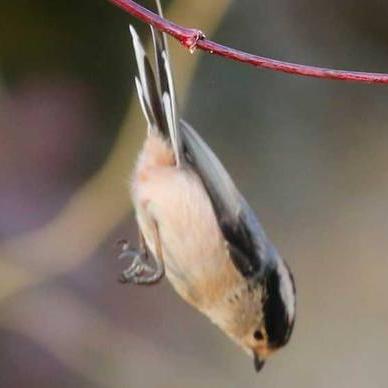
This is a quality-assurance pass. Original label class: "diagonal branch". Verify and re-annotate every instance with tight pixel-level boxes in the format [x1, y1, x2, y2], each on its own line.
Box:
[108, 0, 388, 85]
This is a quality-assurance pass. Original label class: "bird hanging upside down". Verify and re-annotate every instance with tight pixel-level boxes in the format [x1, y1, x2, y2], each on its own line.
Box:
[119, 0, 296, 372]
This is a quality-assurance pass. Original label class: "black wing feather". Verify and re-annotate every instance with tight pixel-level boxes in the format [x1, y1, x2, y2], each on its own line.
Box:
[180, 120, 278, 282]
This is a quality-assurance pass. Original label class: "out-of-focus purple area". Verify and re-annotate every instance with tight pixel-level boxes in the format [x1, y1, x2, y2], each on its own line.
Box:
[0, 76, 96, 236]
[1, 0, 388, 387]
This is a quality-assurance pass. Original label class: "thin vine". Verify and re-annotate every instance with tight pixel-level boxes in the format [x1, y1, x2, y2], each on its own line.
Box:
[108, 0, 388, 85]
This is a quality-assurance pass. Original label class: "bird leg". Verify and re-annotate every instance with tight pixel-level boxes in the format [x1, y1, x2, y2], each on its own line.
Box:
[119, 223, 165, 285]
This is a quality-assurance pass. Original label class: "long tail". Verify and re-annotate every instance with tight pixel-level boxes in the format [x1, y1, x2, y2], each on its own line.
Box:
[129, 0, 182, 166]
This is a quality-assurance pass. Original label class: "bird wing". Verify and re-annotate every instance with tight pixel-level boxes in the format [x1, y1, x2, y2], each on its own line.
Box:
[180, 119, 276, 281]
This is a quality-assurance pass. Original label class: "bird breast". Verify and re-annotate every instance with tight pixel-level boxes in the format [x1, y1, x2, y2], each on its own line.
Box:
[131, 135, 243, 309]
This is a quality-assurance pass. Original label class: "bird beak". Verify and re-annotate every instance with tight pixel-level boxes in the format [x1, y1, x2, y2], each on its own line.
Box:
[253, 352, 265, 372]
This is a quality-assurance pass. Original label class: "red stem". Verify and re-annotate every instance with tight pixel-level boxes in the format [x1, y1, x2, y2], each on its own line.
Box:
[108, 0, 388, 85]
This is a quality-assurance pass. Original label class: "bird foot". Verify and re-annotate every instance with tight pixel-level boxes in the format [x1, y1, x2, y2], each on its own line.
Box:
[117, 240, 164, 285]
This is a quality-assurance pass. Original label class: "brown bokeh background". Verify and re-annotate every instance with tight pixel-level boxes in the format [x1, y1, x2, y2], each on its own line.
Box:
[1, 0, 388, 387]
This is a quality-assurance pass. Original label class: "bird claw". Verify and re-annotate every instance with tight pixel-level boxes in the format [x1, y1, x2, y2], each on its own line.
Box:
[118, 244, 163, 285]
[118, 248, 139, 261]
[119, 255, 151, 283]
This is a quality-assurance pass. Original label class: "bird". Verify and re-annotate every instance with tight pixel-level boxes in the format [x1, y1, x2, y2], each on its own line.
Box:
[119, 0, 296, 372]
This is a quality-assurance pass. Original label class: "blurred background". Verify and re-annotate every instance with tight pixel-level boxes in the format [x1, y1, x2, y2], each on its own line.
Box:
[1, 0, 388, 387]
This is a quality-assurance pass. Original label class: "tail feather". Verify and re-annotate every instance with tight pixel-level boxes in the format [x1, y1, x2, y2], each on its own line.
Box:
[151, 18, 170, 102]
[129, 0, 182, 166]
[151, 27, 181, 165]
[134, 76, 153, 130]
[129, 25, 165, 134]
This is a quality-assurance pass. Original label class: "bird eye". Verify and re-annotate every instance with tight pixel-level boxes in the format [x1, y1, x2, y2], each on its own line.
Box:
[253, 330, 264, 341]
